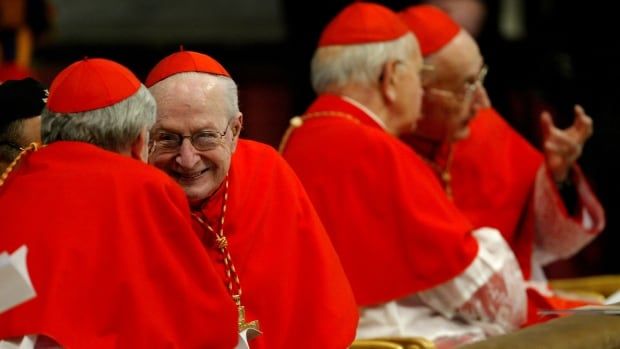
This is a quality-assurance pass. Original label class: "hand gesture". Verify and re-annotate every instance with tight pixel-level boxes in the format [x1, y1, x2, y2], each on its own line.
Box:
[540, 105, 593, 183]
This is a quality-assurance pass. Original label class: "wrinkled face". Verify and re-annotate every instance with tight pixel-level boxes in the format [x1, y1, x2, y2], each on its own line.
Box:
[394, 48, 425, 134]
[417, 31, 488, 142]
[148, 74, 241, 206]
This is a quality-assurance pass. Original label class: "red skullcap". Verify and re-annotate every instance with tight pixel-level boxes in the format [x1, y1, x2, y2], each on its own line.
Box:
[399, 5, 461, 56]
[318, 2, 410, 47]
[145, 50, 230, 87]
[47, 58, 141, 113]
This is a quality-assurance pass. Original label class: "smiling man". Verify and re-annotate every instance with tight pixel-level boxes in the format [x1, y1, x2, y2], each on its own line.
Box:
[146, 50, 358, 349]
[0, 58, 238, 348]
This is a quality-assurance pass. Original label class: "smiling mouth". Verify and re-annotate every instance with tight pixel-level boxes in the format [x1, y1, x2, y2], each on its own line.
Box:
[176, 168, 209, 182]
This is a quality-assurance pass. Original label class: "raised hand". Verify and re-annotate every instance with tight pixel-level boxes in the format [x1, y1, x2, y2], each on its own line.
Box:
[540, 105, 593, 183]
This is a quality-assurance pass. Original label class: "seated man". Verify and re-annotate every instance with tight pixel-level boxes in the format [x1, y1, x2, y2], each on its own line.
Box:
[0, 78, 45, 174]
[0, 58, 238, 348]
[398, 5, 606, 321]
[280, 2, 527, 347]
[145, 49, 358, 349]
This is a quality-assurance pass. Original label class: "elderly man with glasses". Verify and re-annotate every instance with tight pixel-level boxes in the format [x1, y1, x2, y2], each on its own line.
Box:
[0, 58, 241, 348]
[399, 5, 605, 325]
[281, 2, 532, 347]
[145, 49, 358, 349]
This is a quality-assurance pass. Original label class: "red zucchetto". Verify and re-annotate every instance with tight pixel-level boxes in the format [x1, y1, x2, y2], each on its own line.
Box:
[47, 58, 140, 113]
[145, 50, 230, 87]
[399, 5, 461, 56]
[318, 2, 410, 47]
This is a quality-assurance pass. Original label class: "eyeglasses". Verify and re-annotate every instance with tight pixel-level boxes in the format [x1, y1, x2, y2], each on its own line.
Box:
[389, 61, 435, 86]
[151, 119, 234, 153]
[428, 65, 488, 103]
[0, 141, 25, 151]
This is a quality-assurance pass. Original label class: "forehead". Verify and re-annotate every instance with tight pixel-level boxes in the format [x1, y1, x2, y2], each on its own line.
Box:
[430, 31, 483, 84]
[150, 73, 229, 131]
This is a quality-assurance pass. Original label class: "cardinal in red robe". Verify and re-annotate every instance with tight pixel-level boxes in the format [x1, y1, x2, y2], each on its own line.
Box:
[146, 50, 359, 349]
[0, 58, 238, 348]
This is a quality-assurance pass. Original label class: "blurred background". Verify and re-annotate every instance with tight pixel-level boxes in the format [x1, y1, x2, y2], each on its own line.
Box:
[2, 0, 618, 278]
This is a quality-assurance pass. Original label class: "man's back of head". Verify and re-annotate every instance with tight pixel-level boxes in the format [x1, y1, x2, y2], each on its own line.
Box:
[0, 57, 240, 349]
[42, 58, 155, 161]
[310, 2, 424, 135]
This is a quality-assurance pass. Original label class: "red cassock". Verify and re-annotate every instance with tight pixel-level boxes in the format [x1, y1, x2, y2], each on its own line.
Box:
[450, 108, 543, 279]
[447, 108, 605, 324]
[192, 139, 358, 349]
[0, 141, 238, 348]
[281, 94, 479, 306]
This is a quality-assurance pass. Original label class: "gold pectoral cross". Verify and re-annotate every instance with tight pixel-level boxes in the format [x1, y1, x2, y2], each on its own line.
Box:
[234, 295, 261, 341]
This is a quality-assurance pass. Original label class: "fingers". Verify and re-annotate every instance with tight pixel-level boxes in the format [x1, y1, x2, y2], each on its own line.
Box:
[542, 105, 592, 181]
[540, 110, 555, 141]
[544, 126, 583, 162]
[573, 104, 594, 140]
[544, 138, 582, 160]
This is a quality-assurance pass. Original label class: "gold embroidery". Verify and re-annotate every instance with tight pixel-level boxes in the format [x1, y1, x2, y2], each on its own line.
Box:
[278, 111, 360, 153]
[0, 142, 42, 187]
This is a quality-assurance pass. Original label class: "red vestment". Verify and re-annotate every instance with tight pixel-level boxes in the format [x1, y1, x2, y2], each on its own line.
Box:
[193, 139, 358, 349]
[406, 108, 605, 279]
[451, 108, 544, 278]
[281, 94, 479, 306]
[0, 141, 238, 348]
[404, 108, 606, 324]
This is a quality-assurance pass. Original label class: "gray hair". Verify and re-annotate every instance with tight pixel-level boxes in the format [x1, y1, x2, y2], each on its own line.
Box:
[42, 84, 156, 152]
[311, 33, 417, 94]
[217, 75, 241, 119]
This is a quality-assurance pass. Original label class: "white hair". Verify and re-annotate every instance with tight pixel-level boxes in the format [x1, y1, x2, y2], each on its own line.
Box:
[42, 84, 156, 152]
[311, 33, 417, 94]
[148, 72, 240, 120]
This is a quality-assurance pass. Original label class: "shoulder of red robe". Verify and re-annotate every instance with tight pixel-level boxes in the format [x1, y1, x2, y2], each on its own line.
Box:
[318, 2, 410, 47]
[399, 4, 461, 57]
[47, 58, 141, 114]
[145, 49, 230, 87]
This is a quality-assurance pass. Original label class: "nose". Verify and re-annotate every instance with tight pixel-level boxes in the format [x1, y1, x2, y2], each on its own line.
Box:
[471, 84, 490, 110]
[175, 138, 201, 169]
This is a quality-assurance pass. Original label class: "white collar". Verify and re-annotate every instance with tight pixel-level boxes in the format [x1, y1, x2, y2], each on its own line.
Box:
[340, 95, 388, 131]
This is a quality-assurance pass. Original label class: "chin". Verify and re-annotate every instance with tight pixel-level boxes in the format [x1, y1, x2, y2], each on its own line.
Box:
[451, 126, 471, 142]
[183, 184, 212, 205]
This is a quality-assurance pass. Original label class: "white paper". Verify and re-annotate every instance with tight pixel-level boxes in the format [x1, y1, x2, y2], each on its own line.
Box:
[538, 304, 620, 316]
[0, 335, 37, 349]
[605, 289, 620, 305]
[0, 245, 36, 313]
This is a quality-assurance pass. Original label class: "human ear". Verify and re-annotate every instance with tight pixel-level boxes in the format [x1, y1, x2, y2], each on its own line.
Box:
[230, 113, 243, 153]
[130, 127, 149, 162]
[380, 60, 400, 103]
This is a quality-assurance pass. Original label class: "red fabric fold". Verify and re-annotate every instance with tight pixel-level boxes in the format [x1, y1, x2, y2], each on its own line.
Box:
[449, 108, 544, 278]
[194, 139, 358, 349]
[282, 94, 479, 306]
[0, 142, 238, 348]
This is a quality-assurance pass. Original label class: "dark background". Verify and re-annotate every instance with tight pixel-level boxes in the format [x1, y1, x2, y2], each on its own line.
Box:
[4, 0, 618, 277]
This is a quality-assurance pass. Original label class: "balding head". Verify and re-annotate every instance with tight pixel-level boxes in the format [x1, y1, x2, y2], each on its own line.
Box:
[148, 72, 242, 206]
